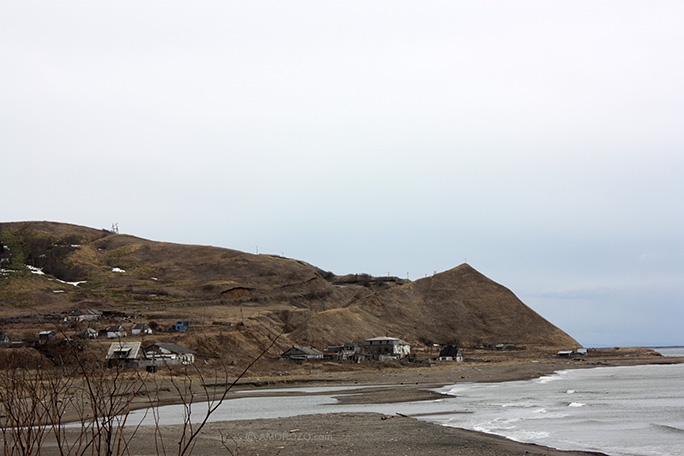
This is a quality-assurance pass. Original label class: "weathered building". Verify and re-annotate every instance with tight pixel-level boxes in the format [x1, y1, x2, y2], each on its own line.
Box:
[143, 343, 196, 366]
[364, 336, 411, 360]
[326, 342, 364, 361]
[438, 344, 463, 362]
[106, 341, 142, 368]
[281, 346, 324, 361]
[66, 309, 102, 322]
[100, 325, 127, 339]
[38, 330, 57, 343]
[131, 323, 152, 335]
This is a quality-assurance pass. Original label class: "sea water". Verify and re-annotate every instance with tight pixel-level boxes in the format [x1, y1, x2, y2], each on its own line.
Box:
[433, 363, 684, 456]
[126, 362, 684, 456]
[656, 346, 684, 357]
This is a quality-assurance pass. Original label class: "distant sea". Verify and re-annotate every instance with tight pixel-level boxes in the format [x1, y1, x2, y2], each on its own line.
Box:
[654, 346, 684, 357]
[432, 362, 684, 456]
[126, 350, 684, 456]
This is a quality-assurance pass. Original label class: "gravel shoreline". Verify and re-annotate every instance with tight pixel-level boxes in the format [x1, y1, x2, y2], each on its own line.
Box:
[41, 356, 683, 455]
[124, 412, 608, 456]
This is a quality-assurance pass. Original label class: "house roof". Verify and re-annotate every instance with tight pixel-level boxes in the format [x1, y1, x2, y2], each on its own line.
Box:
[439, 345, 462, 357]
[145, 343, 195, 355]
[72, 308, 101, 315]
[106, 342, 142, 360]
[283, 345, 323, 356]
[104, 325, 125, 332]
[364, 336, 409, 345]
[132, 323, 150, 330]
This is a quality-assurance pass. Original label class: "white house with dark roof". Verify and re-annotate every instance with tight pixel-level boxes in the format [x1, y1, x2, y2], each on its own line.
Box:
[437, 344, 463, 362]
[66, 308, 102, 322]
[131, 323, 152, 335]
[38, 330, 57, 343]
[100, 325, 126, 339]
[143, 343, 196, 365]
[80, 327, 99, 339]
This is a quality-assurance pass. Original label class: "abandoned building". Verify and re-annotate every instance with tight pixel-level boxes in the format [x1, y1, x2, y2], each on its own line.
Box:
[363, 336, 411, 360]
[325, 342, 364, 361]
[281, 345, 324, 361]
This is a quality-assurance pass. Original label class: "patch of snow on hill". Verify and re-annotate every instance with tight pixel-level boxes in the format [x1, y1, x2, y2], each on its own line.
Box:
[26, 265, 45, 275]
[49, 277, 87, 286]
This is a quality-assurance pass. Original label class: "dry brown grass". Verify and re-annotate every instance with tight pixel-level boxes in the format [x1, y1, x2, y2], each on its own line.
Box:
[2, 222, 580, 370]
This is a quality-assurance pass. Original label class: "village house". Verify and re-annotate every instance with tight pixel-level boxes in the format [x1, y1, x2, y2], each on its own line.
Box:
[142, 343, 196, 366]
[102, 310, 126, 319]
[0, 333, 11, 347]
[131, 323, 152, 335]
[281, 346, 324, 361]
[557, 348, 588, 358]
[65, 308, 101, 322]
[438, 345, 463, 362]
[79, 327, 99, 339]
[106, 341, 142, 368]
[38, 330, 57, 343]
[100, 325, 126, 339]
[363, 336, 411, 360]
[325, 342, 364, 361]
[174, 320, 189, 331]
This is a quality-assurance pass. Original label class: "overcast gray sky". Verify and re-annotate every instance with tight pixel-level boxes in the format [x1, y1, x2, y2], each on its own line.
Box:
[2, 1, 682, 347]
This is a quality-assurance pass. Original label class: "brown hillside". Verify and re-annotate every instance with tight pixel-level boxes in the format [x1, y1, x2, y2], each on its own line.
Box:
[291, 264, 580, 349]
[1, 221, 579, 361]
[0, 221, 367, 312]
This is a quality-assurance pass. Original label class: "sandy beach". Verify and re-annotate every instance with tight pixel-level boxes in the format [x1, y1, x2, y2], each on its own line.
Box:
[120, 412, 608, 456]
[36, 355, 682, 456]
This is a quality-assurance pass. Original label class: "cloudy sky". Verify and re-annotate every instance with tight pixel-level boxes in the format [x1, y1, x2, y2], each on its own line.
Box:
[2, 1, 682, 347]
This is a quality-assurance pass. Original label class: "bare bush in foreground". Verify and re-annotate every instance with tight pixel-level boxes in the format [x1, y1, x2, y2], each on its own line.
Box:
[0, 333, 281, 455]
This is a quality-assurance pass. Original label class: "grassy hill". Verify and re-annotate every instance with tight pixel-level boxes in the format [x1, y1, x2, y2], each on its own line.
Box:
[0, 221, 580, 361]
[290, 264, 578, 348]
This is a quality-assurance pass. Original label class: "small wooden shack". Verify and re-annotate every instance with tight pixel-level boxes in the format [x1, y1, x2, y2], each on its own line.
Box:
[281, 346, 324, 361]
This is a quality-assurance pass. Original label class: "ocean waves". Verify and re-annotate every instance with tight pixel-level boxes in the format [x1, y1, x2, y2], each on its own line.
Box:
[432, 364, 684, 456]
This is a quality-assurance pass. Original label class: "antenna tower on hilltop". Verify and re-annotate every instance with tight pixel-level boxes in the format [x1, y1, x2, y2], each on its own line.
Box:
[111, 223, 119, 234]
